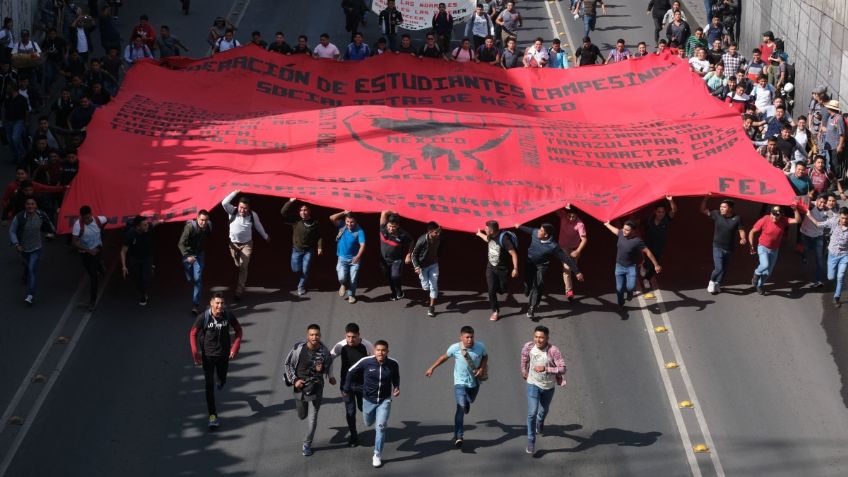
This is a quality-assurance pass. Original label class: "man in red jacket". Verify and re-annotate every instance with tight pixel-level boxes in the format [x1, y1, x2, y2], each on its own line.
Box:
[189, 292, 243, 429]
[2, 167, 65, 219]
[129, 14, 156, 50]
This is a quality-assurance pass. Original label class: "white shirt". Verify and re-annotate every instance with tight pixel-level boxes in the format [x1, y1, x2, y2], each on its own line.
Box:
[221, 191, 268, 243]
[793, 129, 809, 163]
[527, 346, 555, 390]
[330, 339, 375, 358]
[524, 46, 549, 67]
[216, 38, 240, 52]
[76, 27, 89, 53]
[801, 206, 830, 238]
[471, 14, 491, 38]
[688, 57, 710, 74]
[72, 216, 108, 249]
[12, 40, 41, 55]
[751, 84, 774, 111]
[313, 43, 340, 59]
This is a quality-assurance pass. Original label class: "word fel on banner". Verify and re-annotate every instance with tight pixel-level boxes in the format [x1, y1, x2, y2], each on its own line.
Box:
[56, 46, 795, 234]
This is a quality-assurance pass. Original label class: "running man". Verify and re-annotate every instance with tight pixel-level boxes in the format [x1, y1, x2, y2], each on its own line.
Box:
[515, 222, 583, 318]
[330, 323, 374, 447]
[283, 324, 336, 456]
[556, 206, 588, 301]
[71, 205, 107, 311]
[178, 209, 212, 315]
[602, 220, 662, 310]
[641, 196, 677, 290]
[748, 204, 801, 295]
[120, 215, 156, 306]
[412, 221, 442, 317]
[221, 190, 270, 302]
[805, 206, 848, 307]
[475, 220, 518, 321]
[700, 195, 746, 295]
[379, 210, 413, 300]
[425, 326, 488, 448]
[281, 198, 323, 296]
[520, 325, 566, 455]
[189, 292, 243, 430]
[330, 210, 366, 303]
[344, 340, 400, 468]
[9, 197, 55, 305]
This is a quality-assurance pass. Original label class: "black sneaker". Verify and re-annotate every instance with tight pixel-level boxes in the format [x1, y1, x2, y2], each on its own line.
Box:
[390, 294, 399, 301]
[139, 295, 149, 306]
[191, 306, 200, 315]
[428, 306, 436, 317]
[536, 420, 544, 436]
[454, 437, 463, 448]
[626, 291, 633, 301]
[464, 401, 471, 415]
[526, 307, 535, 318]
[756, 286, 765, 295]
[348, 433, 360, 447]
[233, 294, 242, 304]
[752, 273, 759, 287]
[834, 297, 842, 308]
[397, 291, 405, 299]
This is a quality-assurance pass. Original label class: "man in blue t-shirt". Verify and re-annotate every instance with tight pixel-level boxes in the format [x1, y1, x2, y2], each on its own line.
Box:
[330, 210, 366, 303]
[425, 326, 488, 448]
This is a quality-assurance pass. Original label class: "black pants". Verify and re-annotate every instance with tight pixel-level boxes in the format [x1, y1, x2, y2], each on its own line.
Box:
[202, 355, 229, 416]
[524, 262, 548, 309]
[652, 15, 664, 43]
[644, 247, 664, 281]
[341, 385, 363, 436]
[381, 258, 404, 297]
[80, 251, 102, 305]
[129, 257, 153, 300]
[486, 263, 509, 312]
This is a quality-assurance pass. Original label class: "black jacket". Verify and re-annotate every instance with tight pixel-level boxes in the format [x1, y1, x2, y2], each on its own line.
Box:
[344, 356, 400, 404]
[411, 233, 441, 268]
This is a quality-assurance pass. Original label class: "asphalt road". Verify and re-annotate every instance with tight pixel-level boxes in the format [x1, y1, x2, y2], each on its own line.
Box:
[1, 1, 847, 476]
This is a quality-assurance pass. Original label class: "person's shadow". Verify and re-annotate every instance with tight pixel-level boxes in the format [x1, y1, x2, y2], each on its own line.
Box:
[536, 424, 662, 456]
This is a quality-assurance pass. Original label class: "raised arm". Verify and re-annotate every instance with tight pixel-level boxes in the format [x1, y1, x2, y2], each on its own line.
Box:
[603, 221, 620, 235]
[329, 209, 349, 227]
[221, 189, 238, 214]
[699, 194, 711, 216]
[380, 210, 392, 226]
[666, 195, 678, 218]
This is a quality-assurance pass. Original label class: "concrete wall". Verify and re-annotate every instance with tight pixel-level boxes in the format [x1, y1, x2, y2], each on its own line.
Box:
[0, 0, 36, 36]
[740, 0, 848, 113]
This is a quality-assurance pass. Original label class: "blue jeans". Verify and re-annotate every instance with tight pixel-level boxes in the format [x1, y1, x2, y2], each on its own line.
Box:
[614, 263, 637, 305]
[710, 246, 733, 284]
[527, 383, 555, 442]
[336, 257, 360, 296]
[827, 254, 848, 299]
[363, 399, 392, 455]
[290, 247, 314, 289]
[705, 0, 713, 22]
[4, 119, 26, 164]
[20, 248, 42, 296]
[182, 254, 205, 306]
[754, 245, 779, 287]
[582, 14, 597, 37]
[802, 235, 825, 282]
[418, 263, 439, 299]
[453, 384, 479, 438]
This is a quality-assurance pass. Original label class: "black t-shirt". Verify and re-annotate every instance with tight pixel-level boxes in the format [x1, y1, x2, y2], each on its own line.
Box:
[339, 343, 368, 386]
[291, 44, 311, 55]
[488, 232, 516, 267]
[295, 345, 326, 397]
[380, 225, 411, 261]
[43, 37, 67, 63]
[124, 226, 153, 260]
[616, 230, 646, 266]
[775, 136, 798, 159]
[643, 215, 671, 252]
[477, 46, 499, 63]
[193, 311, 239, 358]
[268, 42, 292, 54]
[419, 45, 443, 58]
[575, 44, 601, 65]
[396, 45, 417, 55]
[710, 209, 741, 250]
[60, 159, 79, 185]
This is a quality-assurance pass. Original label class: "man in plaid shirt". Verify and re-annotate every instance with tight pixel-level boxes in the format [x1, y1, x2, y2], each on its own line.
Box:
[520, 325, 566, 455]
[721, 42, 747, 79]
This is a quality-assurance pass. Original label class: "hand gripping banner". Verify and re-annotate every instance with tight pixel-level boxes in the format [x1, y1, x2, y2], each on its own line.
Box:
[58, 45, 795, 233]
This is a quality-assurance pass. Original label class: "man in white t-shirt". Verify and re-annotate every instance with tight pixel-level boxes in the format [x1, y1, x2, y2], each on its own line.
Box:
[214, 28, 240, 53]
[688, 47, 710, 77]
[71, 205, 108, 310]
[523, 37, 548, 67]
[313, 33, 340, 60]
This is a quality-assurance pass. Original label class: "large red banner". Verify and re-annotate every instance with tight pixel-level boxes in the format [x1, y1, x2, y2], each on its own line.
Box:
[58, 45, 794, 233]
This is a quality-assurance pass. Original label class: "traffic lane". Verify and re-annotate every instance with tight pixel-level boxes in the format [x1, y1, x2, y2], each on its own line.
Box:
[666, 285, 848, 476]
[564, 1, 660, 53]
[5, 239, 691, 476]
[0, 238, 92, 415]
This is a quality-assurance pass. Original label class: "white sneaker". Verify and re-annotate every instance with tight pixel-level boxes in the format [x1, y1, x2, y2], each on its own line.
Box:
[24, 294, 33, 305]
[372, 453, 382, 467]
[706, 281, 715, 294]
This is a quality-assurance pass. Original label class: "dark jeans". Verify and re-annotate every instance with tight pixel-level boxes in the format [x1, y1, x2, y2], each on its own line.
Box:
[802, 234, 825, 282]
[652, 15, 664, 43]
[710, 246, 732, 284]
[454, 384, 479, 438]
[341, 385, 363, 436]
[380, 257, 404, 297]
[524, 262, 548, 309]
[20, 248, 42, 296]
[202, 355, 229, 416]
[80, 250, 102, 305]
[128, 257, 153, 300]
[486, 263, 509, 312]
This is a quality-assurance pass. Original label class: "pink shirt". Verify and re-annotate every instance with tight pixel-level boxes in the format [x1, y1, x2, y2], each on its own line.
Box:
[556, 210, 586, 250]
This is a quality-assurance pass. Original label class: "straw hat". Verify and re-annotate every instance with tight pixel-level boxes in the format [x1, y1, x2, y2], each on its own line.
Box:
[824, 99, 841, 111]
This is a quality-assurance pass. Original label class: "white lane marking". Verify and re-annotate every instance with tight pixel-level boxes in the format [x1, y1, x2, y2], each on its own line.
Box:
[0, 279, 85, 435]
[640, 302, 703, 477]
[653, 289, 726, 477]
[0, 265, 117, 477]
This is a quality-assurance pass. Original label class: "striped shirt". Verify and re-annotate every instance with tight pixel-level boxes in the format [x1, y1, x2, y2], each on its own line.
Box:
[825, 216, 848, 256]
